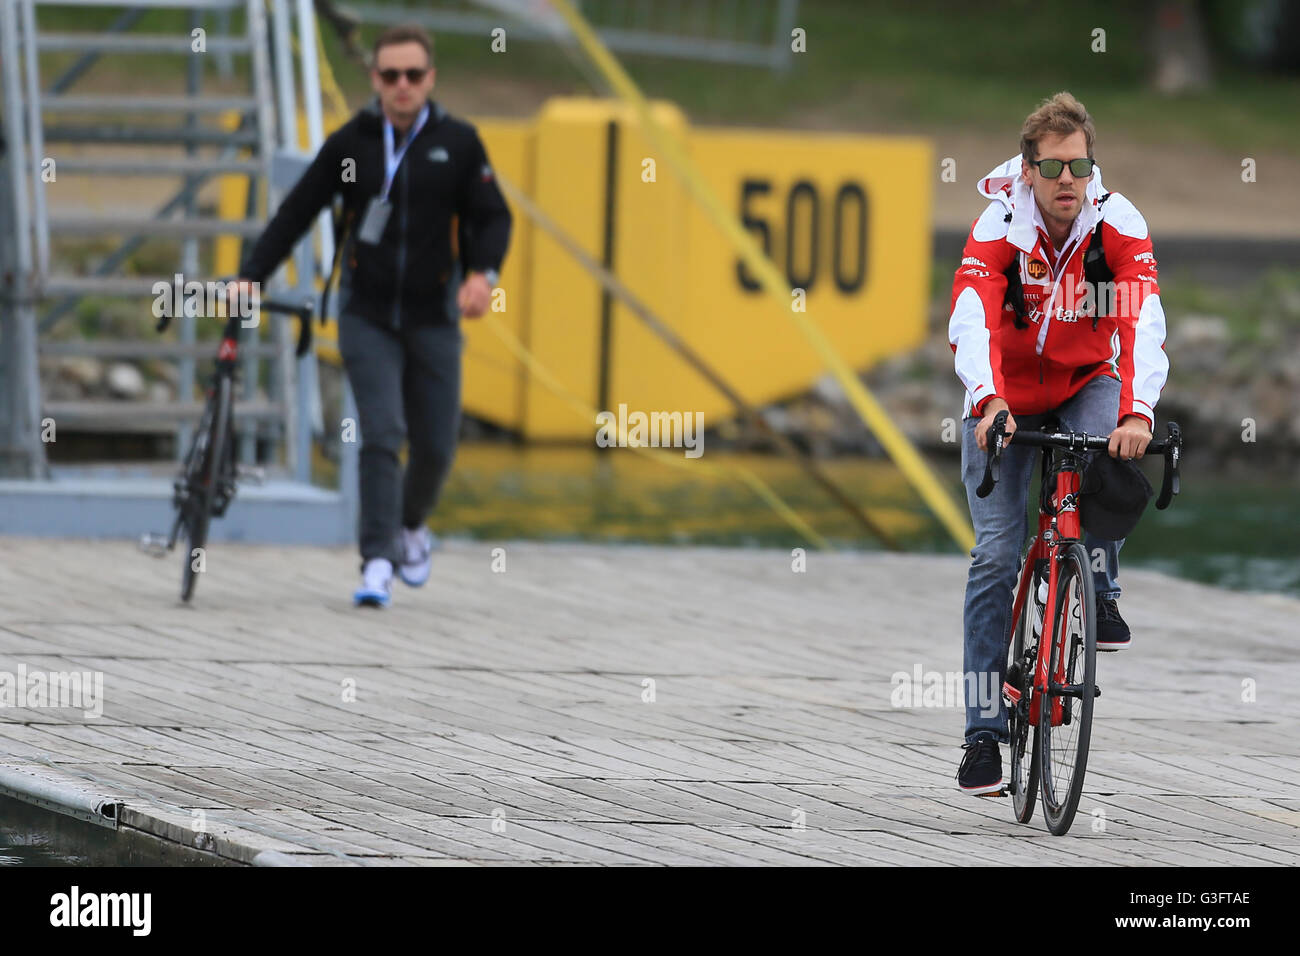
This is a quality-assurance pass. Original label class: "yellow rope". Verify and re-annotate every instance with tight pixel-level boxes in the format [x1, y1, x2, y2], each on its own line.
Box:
[312, 14, 351, 122]
[269, 0, 352, 135]
[481, 313, 834, 551]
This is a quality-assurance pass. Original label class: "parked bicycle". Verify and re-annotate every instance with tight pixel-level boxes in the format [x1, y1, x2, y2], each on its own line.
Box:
[140, 285, 316, 602]
[977, 409, 1182, 834]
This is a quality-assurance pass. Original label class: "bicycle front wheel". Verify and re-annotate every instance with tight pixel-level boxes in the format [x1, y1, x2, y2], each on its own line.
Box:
[1039, 541, 1097, 835]
[1008, 558, 1041, 825]
[180, 375, 231, 602]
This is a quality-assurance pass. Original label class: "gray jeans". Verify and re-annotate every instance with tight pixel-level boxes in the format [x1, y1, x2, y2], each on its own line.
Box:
[958, 373, 1124, 744]
[338, 308, 462, 567]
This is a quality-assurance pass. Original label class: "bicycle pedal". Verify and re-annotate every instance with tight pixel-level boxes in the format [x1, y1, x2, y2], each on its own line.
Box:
[976, 787, 1009, 799]
[138, 532, 170, 558]
[236, 464, 267, 485]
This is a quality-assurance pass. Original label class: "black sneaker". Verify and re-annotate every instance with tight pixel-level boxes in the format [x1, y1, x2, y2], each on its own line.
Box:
[956, 734, 1003, 796]
[1096, 597, 1131, 652]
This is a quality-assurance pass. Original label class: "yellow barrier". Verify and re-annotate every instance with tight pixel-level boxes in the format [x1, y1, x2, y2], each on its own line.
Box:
[546, 0, 974, 554]
[461, 100, 933, 446]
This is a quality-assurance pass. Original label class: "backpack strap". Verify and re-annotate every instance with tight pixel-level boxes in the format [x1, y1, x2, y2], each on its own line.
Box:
[319, 200, 353, 328]
[1000, 211, 1029, 330]
[1082, 192, 1113, 331]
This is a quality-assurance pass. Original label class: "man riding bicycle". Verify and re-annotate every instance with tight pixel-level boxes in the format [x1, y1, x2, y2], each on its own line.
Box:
[947, 92, 1169, 794]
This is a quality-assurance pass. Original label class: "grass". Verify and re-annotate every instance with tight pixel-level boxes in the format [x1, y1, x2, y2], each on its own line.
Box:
[1157, 267, 1300, 345]
[28, 1, 1300, 154]
[35, 2, 1300, 364]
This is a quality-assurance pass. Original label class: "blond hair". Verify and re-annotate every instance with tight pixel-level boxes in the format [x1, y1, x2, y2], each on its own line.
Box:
[1020, 92, 1096, 163]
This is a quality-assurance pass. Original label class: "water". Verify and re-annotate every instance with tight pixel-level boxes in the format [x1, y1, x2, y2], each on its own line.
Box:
[433, 444, 1300, 597]
[0, 798, 92, 866]
[0, 795, 235, 866]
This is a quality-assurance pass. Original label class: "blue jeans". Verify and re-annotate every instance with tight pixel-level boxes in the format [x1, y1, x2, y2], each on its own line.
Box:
[959, 374, 1124, 744]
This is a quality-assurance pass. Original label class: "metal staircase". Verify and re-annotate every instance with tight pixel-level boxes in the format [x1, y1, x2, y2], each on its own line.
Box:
[0, 0, 357, 544]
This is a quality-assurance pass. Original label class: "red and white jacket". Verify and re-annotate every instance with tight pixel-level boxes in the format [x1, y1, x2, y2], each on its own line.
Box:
[947, 156, 1169, 429]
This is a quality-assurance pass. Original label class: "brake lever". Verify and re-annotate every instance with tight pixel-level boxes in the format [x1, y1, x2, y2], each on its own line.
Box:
[258, 294, 316, 359]
[975, 410, 1009, 499]
[295, 308, 313, 358]
[1155, 421, 1181, 509]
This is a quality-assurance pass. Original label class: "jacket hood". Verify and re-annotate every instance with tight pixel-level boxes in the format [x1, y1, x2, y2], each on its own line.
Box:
[977, 154, 1107, 252]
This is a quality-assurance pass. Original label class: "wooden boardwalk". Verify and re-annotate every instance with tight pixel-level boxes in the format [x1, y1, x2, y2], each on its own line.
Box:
[1, 537, 1297, 865]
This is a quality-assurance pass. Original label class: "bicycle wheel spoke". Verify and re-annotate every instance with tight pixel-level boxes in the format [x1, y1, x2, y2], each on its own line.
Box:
[1039, 542, 1096, 835]
[1008, 559, 1041, 823]
[179, 374, 232, 602]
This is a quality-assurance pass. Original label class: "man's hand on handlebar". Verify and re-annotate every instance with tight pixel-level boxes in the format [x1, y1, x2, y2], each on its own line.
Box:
[975, 397, 1016, 452]
[1108, 415, 1152, 461]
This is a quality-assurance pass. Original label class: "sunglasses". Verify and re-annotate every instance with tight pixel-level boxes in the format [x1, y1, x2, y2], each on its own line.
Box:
[377, 67, 429, 85]
[1031, 157, 1094, 179]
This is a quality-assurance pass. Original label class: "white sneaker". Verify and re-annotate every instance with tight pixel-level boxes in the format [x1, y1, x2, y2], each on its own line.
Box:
[398, 526, 435, 587]
[354, 558, 393, 607]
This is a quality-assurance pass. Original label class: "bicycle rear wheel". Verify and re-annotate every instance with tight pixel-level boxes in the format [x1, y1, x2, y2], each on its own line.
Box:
[1039, 541, 1097, 835]
[1007, 558, 1042, 824]
[180, 375, 231, 602]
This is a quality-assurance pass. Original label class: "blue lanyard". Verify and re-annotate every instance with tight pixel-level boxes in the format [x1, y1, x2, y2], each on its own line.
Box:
[382, 103, 430, 200]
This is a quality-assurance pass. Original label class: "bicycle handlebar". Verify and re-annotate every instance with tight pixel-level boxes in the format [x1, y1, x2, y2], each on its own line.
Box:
[976, 410, 1182, 510]
[262, 295, 317, 358]
[154, 283, 317, 358]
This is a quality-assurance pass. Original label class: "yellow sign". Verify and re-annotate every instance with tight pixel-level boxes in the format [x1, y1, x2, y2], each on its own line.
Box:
[469, 99, 933, 439]
[679, 129, 932, 406]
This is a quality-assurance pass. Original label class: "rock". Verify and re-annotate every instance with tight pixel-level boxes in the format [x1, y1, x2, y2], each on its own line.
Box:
[1166, 314, 1229, 352]
[811, 373, 845, 407]
[56, 356, 103, 390]
[759, 405, 792, 434]
[45, 377, 84, 402]
[1273, 352, 1300, 388]
[105, 362, 146, 399]
[146, 359, 179, 386]
[1278, 287, 1300, 321]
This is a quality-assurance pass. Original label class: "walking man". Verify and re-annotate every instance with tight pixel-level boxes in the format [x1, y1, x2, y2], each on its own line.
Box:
[947, 92, 1169, 793]
[235, 24, 511, 606]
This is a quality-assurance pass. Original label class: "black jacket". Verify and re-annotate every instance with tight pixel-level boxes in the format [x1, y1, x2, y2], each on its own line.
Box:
[239, 97, 511, 328]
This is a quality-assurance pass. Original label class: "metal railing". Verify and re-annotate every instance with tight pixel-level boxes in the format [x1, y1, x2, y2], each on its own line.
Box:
[348, 0, 801, 71]
[0, 0, 346, 499]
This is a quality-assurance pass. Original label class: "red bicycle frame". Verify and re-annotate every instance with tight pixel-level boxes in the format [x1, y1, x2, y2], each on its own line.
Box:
[1002, 464, 1084, 728]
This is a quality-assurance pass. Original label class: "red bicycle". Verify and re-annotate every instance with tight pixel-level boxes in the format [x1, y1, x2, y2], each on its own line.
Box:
[977, 410, 1181, 835]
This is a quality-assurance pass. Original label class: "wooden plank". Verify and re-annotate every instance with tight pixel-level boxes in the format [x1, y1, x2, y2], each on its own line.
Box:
[1, 538, 1297, 865]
